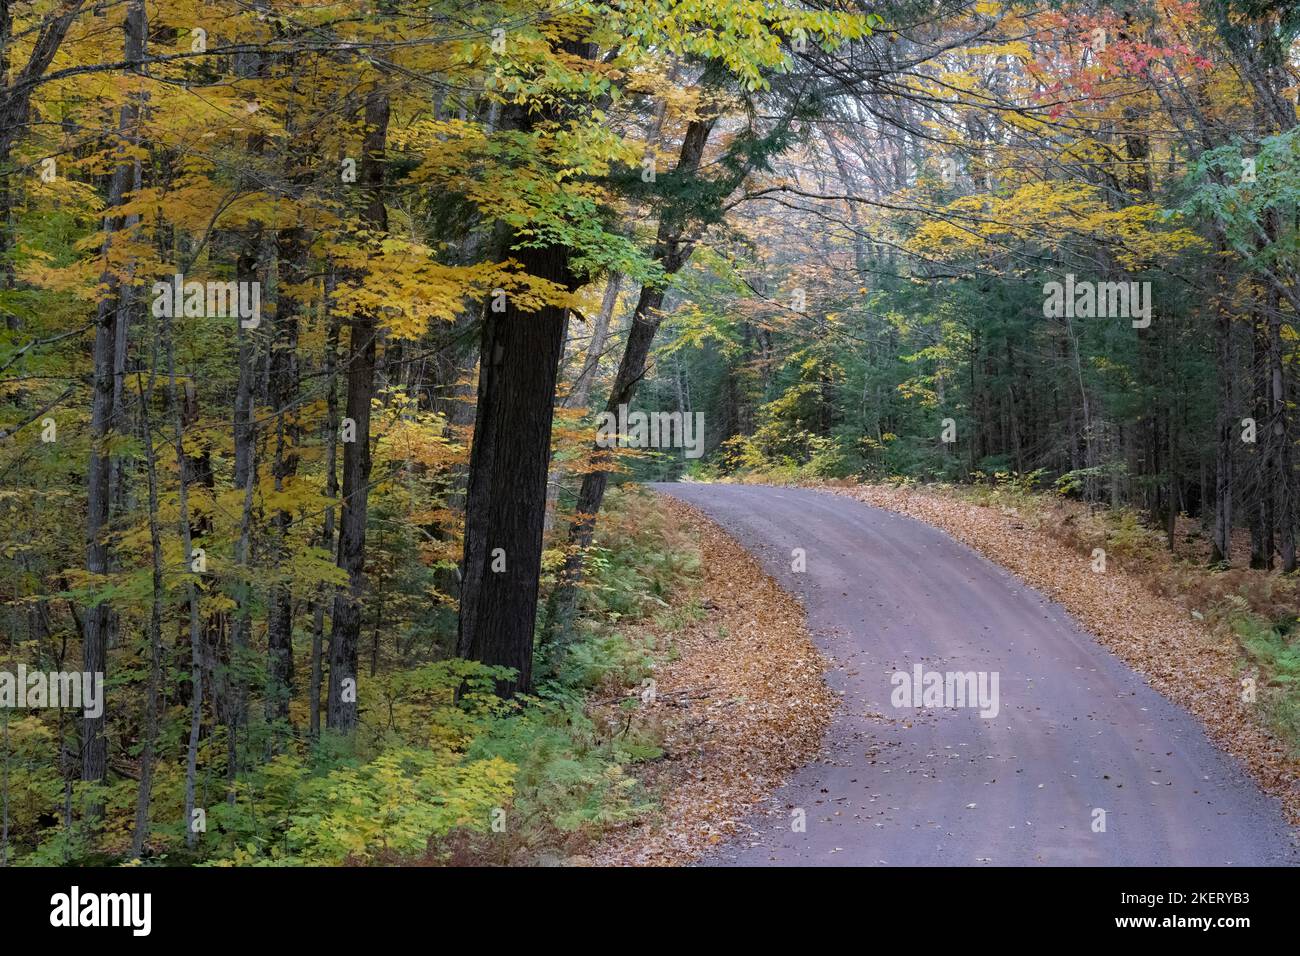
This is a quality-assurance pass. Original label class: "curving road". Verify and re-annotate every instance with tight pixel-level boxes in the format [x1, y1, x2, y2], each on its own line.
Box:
[651, 483, 1298, 867]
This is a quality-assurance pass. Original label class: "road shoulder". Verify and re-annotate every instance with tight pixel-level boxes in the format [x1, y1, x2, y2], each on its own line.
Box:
[588, 494, 835, 865]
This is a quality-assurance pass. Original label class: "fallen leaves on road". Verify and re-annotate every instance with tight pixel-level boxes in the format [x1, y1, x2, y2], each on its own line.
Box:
[588, 495, 835, 866]
[826, 482, 1300, 825]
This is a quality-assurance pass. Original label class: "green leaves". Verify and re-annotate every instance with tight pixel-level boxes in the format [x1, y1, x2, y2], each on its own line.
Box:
[605, 0, 877, 91]
[1181, 128, 1300, 274]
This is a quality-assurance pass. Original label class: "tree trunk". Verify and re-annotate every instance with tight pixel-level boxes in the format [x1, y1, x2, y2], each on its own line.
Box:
[1269, 283, 1295, 570]
[130, 328, 163, 859]
[455, 233, 576, 695]
[542, 272, 624, 533]
[81, 0, 145, 810]
[569, 273, 622, 411]
[1250, 306, 1272, 568]
[265, 224, 306, 733]
[1211, 268, 1235, 566]
[311, 272, 340, 740]
[327, 90, 388, 731]
[163, 302, 204, 851]
[454, 33, 598, 696]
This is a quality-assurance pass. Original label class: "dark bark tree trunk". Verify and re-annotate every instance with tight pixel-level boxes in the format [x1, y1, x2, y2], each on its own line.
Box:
[130, 334, 164, 858]
[311, 271, 340, 739]
[327, 90, 388, 731]
[264, 225, 307, 732]
[163, 298, 204, 852]
[1211, 261, 1235, 566]
[454, 35, 598, 697]
[1250, 305, 1272, 568]
[455, 234, 576, 695]
[1268, 282, 1295, 571]
[81, 0, 145, 809]
[226, 243, 259, 796]
[0, 1, 86, 176]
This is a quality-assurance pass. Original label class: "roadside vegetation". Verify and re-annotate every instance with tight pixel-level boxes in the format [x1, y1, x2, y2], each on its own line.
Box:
[4, 489, 702, 866]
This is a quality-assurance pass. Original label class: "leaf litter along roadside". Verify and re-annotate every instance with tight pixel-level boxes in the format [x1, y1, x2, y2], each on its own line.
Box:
[585, 495, 835, 866]
[812, 480, 1300, 828]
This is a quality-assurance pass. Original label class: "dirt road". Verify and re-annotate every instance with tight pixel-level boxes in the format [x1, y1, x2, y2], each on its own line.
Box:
[652, 483, 1297, 866]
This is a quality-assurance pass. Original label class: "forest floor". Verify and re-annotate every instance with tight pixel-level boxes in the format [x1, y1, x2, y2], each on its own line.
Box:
[647, 482, 1296, 865]
[586, 496, 834, 866]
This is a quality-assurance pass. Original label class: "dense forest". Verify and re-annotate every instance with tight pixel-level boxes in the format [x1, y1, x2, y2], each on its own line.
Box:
[0, 0, 1297, 867]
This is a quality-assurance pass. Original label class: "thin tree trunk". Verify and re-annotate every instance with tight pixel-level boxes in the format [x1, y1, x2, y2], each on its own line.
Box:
[130, 335, 164, 859]
[327, 90, 388, 731]
[546, 115, 719, 640]
[1250, 304, 1271, 568]
[81, 0, 145, 812]
[543, 272, 624, 533]
[1, 709, 8, 865]
[1269, 282, 1295, 570]
[227, 245, 259, 793]
[1211, 267, 1235, 566]
[265, 224, 307, 734]
[569, 273, 622, 411]
[311, 273, 340, 740]
[227, 422, 256, 803]
[0, 1, 87, 178]
[160, 300, 204, 851]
